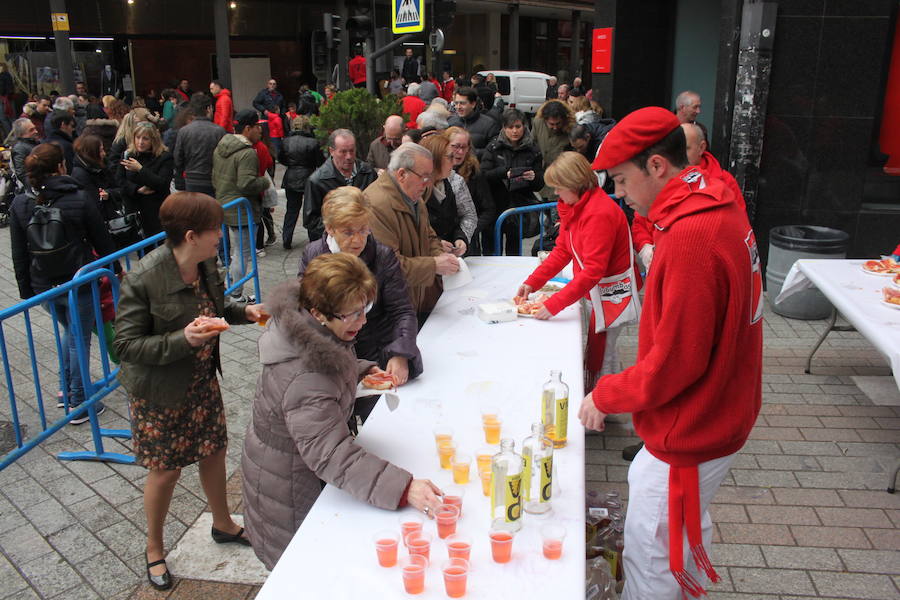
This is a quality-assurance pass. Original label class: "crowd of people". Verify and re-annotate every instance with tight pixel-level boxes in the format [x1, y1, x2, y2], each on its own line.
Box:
[6, 64, 762, 600]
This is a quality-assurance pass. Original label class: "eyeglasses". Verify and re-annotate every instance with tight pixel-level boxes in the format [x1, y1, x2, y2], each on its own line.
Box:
[335, 227, 370, 239]
[332, 301, 374, 323]
[450, 143, 470, 152]
[406, 168, 431, 183]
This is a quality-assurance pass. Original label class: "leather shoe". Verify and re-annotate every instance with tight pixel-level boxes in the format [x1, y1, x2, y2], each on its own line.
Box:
[211, 525, 251, 546]
[622, 441, 644, 462]
[146, 553, 172, 590]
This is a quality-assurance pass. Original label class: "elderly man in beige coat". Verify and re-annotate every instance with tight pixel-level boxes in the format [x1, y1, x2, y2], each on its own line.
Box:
[365, 143, 460, 319]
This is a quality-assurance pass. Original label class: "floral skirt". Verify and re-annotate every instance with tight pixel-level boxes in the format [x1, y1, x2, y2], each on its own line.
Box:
[130, 373, 227, 470]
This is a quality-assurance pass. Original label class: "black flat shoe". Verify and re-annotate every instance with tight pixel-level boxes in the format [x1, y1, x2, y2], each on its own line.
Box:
[211, 525, 251, 546]
[146, 554, 172, 590]
[622, 441, 644, 462]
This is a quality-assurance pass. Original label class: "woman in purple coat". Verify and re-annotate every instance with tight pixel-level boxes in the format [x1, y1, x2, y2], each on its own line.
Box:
[298, 187, 423, 421]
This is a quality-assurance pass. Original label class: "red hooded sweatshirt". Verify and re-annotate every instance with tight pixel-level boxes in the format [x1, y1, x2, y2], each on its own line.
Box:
[592, 166, 763, 467]
[213, 88, 234, 133]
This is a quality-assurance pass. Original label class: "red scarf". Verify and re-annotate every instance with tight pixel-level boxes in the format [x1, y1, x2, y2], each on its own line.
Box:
[668, 465, 720, 598]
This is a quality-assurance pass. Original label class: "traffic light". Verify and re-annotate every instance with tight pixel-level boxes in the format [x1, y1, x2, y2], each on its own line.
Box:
[324, 13, 342, 50]
[434, 0, 456, 30]
[348, 12, 372, 44]
[311, 30, 328, 80]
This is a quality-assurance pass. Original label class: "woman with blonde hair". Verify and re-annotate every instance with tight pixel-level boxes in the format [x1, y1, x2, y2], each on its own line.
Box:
[243, 253, 443, 570]
[116, 121, 173, 236]
[514, 151, 637, 386]
[108, 106, 150, 167]
[446, 125, 494, 254]
[299, 186, 422, 414]
[419, 132, 476, 255]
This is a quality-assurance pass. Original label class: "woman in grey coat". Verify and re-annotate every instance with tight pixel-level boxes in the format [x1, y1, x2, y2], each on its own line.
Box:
[241, 254, 444, 570]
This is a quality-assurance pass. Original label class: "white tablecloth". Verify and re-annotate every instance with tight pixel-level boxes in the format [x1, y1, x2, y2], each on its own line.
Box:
[775, 259, 900, 391]
[256, 256, 586, 600]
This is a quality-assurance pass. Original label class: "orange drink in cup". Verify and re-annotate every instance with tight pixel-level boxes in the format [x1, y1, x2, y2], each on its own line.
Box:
[489, 528, 514, 563]
[400, 554, 428, 594]
[435, 504, 460, 539]
[406, 530, 433, 563]
[479, 470, 491, 496]
[433, 425, 453, 451]
[373, 530, 400, 567]
[451, 453, 471, 485]
[476, 447, 494, 474]
[399, 514, 424, 547]
[442, 558, 470, 598]
[442, 485, 464, 517]
[256, 307, 270, 327]
[540, 524, 566, 560]
[438, 440, 457, 470]
[445, 533, 472, 562]
[481, 407, 501, 444]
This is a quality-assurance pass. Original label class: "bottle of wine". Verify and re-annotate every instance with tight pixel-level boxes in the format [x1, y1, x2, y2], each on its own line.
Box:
[490, 438, 524, 532]
[541, 370, 569, 448]
[522, 422, 554, 514]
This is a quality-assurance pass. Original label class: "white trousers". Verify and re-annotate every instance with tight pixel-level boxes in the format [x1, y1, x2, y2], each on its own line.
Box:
[621, 448, 735, 600]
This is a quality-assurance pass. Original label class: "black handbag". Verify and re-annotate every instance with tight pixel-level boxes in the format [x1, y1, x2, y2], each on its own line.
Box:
[106, 203, 144, 248]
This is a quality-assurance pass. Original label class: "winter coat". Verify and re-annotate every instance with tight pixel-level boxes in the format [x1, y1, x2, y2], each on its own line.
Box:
[211, 134, 269, 226]
[481, 129, 544, 212]
[475, 83, 495, 111]
[81, 119, 119, 152]
[116, 150, 174, 236]
[401, 95, 426, 130]
[252, 88, 285, 116]
[401, 56, 420, 83]
[303, 158, 376, 241]
[299, 236, 423, 379]
[107, 137, 127, 172]
[114, 244, 249, 408]
[348, 55, 367, 85]
[46, 129, 75, 174]
[454, 169, 495, 250]
[418, 80, 439, 104]
[531, 114, 571, 169]
[366, 136, 395, 171]
[173, 117, 226, 189]
[427, 178, 466, 245]
[241, 280, 413, 570]
[579, 117, 617, 160]
[365, 171, 443, 313]
[447, 111, 500, 160]
[278, 131, 324, 192]
[212, 89, 234, 133]
[440, 78, 456, 103]
[9, 175, 117, 298]
[11, 137, 38, 191]
[70, 155, 123, 220]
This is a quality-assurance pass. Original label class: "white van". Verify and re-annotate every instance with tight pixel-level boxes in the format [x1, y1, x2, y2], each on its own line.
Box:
[476, 70, 550, 116]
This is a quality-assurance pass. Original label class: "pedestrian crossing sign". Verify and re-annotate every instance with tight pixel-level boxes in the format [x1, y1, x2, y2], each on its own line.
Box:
[392, 0, 425, 33]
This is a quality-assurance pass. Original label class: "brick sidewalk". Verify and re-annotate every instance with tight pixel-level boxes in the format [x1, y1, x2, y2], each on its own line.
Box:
[0, 198, 898, 598]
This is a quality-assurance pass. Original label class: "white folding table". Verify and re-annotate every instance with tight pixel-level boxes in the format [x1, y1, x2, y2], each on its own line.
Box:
[256, 256, 587, 599]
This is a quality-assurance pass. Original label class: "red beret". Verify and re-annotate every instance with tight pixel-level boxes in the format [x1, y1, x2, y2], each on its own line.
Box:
[592, 106, 681, 171]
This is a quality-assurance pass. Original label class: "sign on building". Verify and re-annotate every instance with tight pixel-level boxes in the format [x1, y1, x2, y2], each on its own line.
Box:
[392, 0, 425, 33]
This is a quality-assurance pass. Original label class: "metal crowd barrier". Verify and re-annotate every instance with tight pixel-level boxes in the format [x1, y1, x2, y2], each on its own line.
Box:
[493, 201, 557, 256]
[0, 197, 259, 471]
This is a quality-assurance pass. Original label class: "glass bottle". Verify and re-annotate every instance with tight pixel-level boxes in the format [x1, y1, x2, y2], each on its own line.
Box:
[540, 370, 569, 448]
[490, 438, 524, 532]
[522, 422, 553, 514]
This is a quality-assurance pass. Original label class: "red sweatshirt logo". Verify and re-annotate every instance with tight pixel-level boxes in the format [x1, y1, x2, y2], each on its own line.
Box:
[745, 230, 764, 324]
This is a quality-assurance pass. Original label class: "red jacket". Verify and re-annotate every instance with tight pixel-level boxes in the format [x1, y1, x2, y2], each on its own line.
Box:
[523, 188, 633, 316]
[266, 110, 284, 139]
[213, 88, 234, 133]
[592, 167, 763, 467]
[401, 95, 426, 129]
[632, 215, 654, 251]
[349, 55, 367, 85]
[440, 78, 456, 103]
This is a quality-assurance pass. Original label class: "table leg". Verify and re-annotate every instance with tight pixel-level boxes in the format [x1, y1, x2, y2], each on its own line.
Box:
[805, 309, 838, 374]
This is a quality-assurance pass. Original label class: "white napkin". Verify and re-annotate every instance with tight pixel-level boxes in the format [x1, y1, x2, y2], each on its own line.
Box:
[441, 257, 473, 290]
[774, 262, 813, 304]
[355, 382, 401, 411]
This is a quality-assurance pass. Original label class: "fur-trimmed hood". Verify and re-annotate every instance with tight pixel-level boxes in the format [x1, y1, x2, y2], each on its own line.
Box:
[259, 280, 356, 375]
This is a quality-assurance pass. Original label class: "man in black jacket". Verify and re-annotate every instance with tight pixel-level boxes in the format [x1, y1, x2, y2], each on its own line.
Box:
[303, 129, 375, 241]
[401, 48, 420, 84]
[279, 116, 325, 249]
[10, 118, 40, 192]
[448, 87, 501, 160]
[174, 94, 225, 197]
[252, 78, 285, 120]
[46, 113, 76, 174]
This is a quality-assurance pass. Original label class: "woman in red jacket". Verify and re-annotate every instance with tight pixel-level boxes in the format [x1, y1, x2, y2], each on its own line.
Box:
[514, 151, 638, 385]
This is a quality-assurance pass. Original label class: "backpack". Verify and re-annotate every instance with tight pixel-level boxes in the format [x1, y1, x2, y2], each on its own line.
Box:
[26, 195, 84, 282]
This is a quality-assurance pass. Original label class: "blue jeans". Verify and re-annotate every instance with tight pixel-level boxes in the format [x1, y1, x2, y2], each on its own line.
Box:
[43, 293, 95, 407]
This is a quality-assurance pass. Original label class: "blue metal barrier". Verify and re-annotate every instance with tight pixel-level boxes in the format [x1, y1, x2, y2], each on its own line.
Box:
[493, 201, 557, 256]
[1, 197, 260, 471]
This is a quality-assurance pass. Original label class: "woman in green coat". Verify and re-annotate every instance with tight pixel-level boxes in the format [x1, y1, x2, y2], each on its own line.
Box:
[114, 192, 267, 590]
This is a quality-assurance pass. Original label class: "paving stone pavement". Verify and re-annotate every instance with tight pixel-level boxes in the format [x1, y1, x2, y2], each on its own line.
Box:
[0, 190, 898, 598]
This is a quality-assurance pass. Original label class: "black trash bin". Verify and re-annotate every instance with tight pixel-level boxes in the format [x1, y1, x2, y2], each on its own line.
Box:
[767, 226, 850, 320]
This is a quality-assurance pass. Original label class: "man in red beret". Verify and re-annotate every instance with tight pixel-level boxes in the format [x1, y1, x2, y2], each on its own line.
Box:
[581, 107, 763, 599]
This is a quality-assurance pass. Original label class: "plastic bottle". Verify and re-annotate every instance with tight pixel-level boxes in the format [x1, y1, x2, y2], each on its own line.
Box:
[540, 370, 569, 448]
[595, 515, 625, 582]
[522, 422, 553, 514]
[490, 438, 524, 532]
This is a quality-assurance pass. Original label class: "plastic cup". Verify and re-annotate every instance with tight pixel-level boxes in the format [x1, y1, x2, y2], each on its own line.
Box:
[433, 425, 454, 451]
[399, 514, 424, 547]
[406, 530, 433, 563]
[451, 453, 471, 485]
[435, 504, 460, 539]
[400, 554, 428, 594]
[540, 524, 566, 560]
[438, 440, 457, 470]
[479, 470, 491, 497]
[489, 528, 514, 563]
[445, 533, 472, 562]
[442, 485, 465, 517]
[481, 408, 501, 445]
[442, 558, 470, 598]
[373, 530, 400, 567]
[475, 447, 494, 474]
[256, 308, 270, 327]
